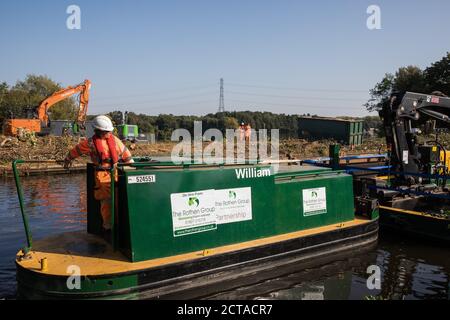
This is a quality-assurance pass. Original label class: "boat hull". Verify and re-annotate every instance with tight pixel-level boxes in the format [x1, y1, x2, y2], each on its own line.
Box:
[16, 218, 378, 300]
[379, 206, 450, 243]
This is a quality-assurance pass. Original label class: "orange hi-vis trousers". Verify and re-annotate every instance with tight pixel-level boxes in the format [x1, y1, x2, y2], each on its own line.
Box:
[93, 170, 118, 230]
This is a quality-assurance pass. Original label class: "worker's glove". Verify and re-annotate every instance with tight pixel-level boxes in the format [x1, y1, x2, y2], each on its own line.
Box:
[63, 157, 72, 170]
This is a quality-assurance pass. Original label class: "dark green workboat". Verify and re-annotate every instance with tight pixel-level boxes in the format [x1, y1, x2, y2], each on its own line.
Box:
[13, 159, 378, 299]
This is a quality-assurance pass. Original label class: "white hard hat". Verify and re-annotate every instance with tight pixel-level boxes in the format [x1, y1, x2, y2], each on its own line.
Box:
[93, 115, 114, 132]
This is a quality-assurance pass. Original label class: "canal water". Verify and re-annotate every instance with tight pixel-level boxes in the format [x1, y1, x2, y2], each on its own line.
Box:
[0, 174, 449, 300]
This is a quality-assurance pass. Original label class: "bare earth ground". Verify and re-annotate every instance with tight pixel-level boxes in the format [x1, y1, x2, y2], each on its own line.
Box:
[0, 135, 387, 175]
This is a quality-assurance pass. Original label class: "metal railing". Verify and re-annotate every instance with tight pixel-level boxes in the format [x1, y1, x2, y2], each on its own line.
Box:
[12, 159, 120, 251]
[12, 160, 65, 253]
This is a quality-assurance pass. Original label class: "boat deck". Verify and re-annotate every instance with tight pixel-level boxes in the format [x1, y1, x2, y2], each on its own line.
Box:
[17, 217, 372, 277]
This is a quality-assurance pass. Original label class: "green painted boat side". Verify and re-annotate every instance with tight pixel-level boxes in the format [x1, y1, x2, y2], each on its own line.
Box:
[108, 164, 356, 262]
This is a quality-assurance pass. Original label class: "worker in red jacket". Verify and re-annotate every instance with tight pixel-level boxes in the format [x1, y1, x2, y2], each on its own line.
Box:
[244, 123, 252, 142]
[64, 115, 133, 234]
[239, 122, 245, 141]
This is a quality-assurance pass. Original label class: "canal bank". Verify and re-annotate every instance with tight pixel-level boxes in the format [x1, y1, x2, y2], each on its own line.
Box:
[1, 173, 449, 299]
[0, 135, 387, 177]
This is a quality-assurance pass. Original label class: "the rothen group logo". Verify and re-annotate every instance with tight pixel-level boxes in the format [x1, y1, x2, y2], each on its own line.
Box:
[188, 197, 200, 207]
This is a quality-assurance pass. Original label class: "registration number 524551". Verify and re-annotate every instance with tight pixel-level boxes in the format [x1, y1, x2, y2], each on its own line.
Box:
[128, 175, 156, 184]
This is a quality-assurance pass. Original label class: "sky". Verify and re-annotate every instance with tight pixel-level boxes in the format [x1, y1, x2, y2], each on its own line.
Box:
[0, 0, 449, 117]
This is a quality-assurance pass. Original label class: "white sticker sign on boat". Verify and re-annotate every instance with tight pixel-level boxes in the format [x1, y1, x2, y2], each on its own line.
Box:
[402, 150, 409, 164]
[170, 189, 217, 237]
[302, 187, 327, 216]
[128, 175, 156, 184]
[215, 187, 252, 224]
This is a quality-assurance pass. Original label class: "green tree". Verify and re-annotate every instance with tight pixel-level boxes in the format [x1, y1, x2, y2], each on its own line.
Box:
[0, 86, 31, 122]
[0, 82, 7, 104]
[365, 67, 426, 112]
[224, 116, 239, 129]
[108, 110, 124, 126]
[365, 73, 394, 112]
[362, 116, 381, 131]
[393, 66, 425, 93]
[13, 74, 78, 120]
[366, 53, 450, 111]
[0, 75, 78, 123]
[424, 52, 450, 95]
[0, 82, 10, 123]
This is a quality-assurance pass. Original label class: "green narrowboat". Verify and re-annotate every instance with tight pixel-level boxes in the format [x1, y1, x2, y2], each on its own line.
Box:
[13, 159, 378, 299]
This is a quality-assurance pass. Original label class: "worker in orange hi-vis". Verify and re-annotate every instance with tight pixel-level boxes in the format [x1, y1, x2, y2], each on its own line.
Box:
[63, 115, 134, 236]
[244, 123, 252, 142]
[239, 122, 245, 141]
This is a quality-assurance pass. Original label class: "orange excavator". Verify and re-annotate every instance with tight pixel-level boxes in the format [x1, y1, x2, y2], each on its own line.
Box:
[3, 79, 91, 136]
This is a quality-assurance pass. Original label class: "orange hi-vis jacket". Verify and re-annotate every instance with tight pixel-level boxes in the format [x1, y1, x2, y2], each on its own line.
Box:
[67, 135, 132, 168]
[66, 134, 133, 229]
[245, 124, 252, 138]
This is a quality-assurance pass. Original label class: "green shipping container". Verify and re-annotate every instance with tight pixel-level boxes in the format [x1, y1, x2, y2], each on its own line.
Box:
[298, 117, 363, 145]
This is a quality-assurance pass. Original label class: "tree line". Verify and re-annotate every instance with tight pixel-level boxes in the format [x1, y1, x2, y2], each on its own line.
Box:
[366, 52, 450, 111]
[106, 111, 382, 141]
[0, 74, 381, 140]
[108, 111, 312, 140]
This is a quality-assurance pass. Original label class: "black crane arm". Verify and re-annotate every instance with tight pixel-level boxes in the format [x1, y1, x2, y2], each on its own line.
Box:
[380, 92, 450, 185]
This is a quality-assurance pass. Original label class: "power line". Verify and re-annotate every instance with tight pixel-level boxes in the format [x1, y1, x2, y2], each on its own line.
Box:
[94, 97, 365, 114]
[92, 82, 368, 102]
[95, 99, 217, 113]
[227, 82, 369, 93]
[94, 91, 216, 108]
[87, 80, 371, 114]
[227, 90, 366, 102]
[92, 84, 216, 102]
[226, 98, 365, 110]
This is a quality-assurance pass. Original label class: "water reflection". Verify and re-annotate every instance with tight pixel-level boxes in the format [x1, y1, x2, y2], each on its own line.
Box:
[16, 175, 87, 227]
[377, 234, 450, 300]
[0, 174, 87, 298]
[206, 250, 378, 300]
[225, 234, 450, 300]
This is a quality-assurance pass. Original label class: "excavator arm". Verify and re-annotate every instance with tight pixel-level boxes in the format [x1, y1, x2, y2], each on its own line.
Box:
[36, 79, 91, 128]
